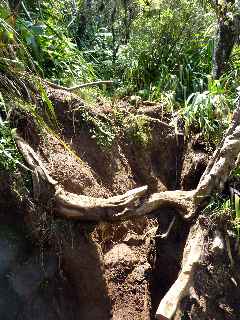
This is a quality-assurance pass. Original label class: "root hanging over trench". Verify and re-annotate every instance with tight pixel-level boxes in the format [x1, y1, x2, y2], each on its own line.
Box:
[15, 101, 240, 222]
[155, 221, 206, 320]
[15, 101, 240, 319]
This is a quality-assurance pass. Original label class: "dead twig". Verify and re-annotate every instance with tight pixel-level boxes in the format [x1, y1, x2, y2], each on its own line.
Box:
[42, 79, 114, 92]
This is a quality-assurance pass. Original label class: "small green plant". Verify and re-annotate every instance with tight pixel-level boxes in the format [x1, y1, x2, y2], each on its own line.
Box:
[76, 106, 116, 150]
[181, 79, 232, 143]
[124, 114, 152, 146]
[206, 191, 240, 241]
[35, 79, 58, 128]
[234, 193, 240, 239]
[0, 121, 22, 171]
[112, 108, 125, 128]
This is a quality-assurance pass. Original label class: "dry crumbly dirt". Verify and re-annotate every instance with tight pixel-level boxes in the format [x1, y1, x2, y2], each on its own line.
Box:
[24, 88, 186, 320]
[15, 88, 238, 320]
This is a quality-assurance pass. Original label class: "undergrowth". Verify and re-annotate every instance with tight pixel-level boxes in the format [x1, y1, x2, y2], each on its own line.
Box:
[116, 0, 215, 101]
[205, 177, 240, 242]
[123, 114, 152, 146]
[75, 106, 116, 149]
[180, 78, 234, 143]
[0, 121, 21, 171]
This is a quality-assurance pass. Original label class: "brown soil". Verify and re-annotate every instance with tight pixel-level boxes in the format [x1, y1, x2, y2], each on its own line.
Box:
[181, 136, 210, 191]
[11, 88, 238, 320]
[22, 88, 187, 319]
[0, 173, 80, 320]
[150, 209, 190, 317]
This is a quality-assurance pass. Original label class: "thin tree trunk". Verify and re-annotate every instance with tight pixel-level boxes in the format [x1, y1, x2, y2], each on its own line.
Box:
[212, 0, 238, 79]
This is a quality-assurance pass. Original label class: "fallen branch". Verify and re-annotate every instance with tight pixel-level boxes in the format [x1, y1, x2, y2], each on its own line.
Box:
[42, 79, 114, 92]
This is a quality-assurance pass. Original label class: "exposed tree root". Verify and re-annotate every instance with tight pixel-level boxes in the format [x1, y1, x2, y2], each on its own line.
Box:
[15, 134, 195, 221]
[55, 185, 148, 221]
[14, 136, 198, 220]
[15, 101, 240, 319]
[16, 135, 57, 187]
[196, 102, 240, 199]
[155, 221, 206, 320]
[15, 101, 240, 221]
[155, 216, 176, 239]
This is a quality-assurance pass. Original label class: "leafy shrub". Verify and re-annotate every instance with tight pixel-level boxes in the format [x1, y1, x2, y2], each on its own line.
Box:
[205, 191, 240, 242]
[0, 0, 95, 86]
[223, 45, 240, 96]
[17, 20, 95, 85]
[181, 79, 233, 142]
[81, 27, 114, 79]
[0, 118, 31, 200]
[116, 0, 215, 100]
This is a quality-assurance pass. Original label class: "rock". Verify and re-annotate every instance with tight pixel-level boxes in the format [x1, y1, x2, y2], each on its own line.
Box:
[0, 222, 30, 319]
[19, 294, 60, 320]
[129, 96, 141, 105]
[211, 231, 225, 253]
[0, 239, 19, 276]
[0, 279, 21, 320]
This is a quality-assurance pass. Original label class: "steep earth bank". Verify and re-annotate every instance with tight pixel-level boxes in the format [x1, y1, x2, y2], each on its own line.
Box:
[1, 89, 238, 320]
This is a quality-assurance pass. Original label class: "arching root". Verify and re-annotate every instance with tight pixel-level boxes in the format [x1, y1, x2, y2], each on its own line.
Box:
[15, 101, 240, 320]
[156, 221, 205, 319]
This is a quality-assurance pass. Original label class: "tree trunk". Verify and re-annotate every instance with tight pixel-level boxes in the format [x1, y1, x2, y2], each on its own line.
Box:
[212, 0, 238, 79]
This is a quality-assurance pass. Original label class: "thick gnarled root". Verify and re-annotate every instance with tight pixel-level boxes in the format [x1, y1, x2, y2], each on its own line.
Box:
[14, 101, 240, 320]
[55, 188, 195, 221]
[14, 135, 195, 221]
[55, 185, 149, 221]
[155, 221, 206, 320]
[15, 114, 240, 221]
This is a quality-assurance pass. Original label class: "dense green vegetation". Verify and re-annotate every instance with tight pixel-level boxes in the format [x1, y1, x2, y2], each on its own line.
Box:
[0, 0, 240, 173]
